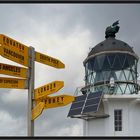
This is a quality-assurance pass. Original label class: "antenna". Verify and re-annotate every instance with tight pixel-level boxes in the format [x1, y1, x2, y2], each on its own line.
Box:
[88, 47, 92, 54]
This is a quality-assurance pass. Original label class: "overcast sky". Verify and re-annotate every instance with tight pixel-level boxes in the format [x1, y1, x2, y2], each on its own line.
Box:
[0, 4, 140, 136]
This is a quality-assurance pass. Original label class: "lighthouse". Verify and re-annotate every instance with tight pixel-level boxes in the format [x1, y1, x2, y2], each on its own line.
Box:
[68, 21, 140, 136]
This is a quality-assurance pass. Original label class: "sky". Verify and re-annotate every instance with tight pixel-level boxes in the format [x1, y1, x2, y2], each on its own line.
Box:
[0, 4, 140, 136]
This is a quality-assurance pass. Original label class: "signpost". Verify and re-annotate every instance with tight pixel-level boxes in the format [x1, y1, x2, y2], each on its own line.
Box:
[32, 102, 44, 120]
[0, 34, 29, 67]
[0, 34, 75, 137]
[0, 63, 28, 78]
[0, 77, 28, 89]
[34, 81, 64, 99]
[35, 51, 65, 69]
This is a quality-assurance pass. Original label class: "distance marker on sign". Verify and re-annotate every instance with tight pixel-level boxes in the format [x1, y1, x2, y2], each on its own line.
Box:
[0, 77, 28, 89]
[36, 95, 75, 109]
[34, 81, 64, 99]
[0, 63, 28, 78]
[35, 51, 65, 69]
[0, 34, 29, 67]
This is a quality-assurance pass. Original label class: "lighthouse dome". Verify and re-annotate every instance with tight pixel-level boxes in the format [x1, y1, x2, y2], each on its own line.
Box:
[84, 37, 138, 65]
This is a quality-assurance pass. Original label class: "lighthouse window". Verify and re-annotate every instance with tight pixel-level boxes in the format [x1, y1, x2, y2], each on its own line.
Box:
[114, 109, 122, 131]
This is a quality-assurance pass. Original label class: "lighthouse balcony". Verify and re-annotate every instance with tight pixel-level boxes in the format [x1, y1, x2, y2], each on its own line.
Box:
[80, 80, 140, 95]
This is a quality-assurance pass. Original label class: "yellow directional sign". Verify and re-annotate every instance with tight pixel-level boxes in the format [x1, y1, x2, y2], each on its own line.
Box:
[0, 77, 28, 89]
[35, 51, 65, 69]
[36, 95, 75, 109]
[0, 63, 28, 78]
[32, 102, 45, 120]
[34, 81, 64, 99]
[0, 34, 29, 67]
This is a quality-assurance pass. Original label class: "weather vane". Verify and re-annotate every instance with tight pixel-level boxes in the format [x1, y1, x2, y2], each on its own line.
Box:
[105, 20, 120, 38]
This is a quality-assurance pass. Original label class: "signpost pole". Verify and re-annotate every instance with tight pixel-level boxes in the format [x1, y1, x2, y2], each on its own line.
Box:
[28, 47, 35, 136]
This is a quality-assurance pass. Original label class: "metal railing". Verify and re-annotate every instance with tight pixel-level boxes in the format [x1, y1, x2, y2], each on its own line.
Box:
[74, 80, 140, 96]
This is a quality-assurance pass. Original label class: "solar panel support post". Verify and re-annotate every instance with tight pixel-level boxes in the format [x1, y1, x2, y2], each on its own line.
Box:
[28, 47, 35, 136]
[83, 119, 86, 136]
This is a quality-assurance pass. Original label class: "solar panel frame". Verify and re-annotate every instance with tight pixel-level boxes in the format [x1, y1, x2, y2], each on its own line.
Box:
[67, 94, 87, 117]
[67, 91, 103, 117]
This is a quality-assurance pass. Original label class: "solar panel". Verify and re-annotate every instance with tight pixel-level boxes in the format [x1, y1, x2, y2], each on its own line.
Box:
[67, 94, 87, 117]
[82, 105, 98, 114]
[84, 97, 100, 106]
[83, 91, 102, 114]
[67, 91, 103, 117]
[88, 91, 102, 98]
[74, 94, 87, 102]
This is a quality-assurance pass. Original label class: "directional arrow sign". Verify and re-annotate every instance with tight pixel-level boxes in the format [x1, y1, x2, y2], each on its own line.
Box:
[32, 102, 45, 120]
[35, 51, 65, 69]
[0, 34, 29, 67]
[36, 95, 75, 109]
[0, 63, 28, 78]
[0, 77, 28, 89]
[34, 81, 64, 99]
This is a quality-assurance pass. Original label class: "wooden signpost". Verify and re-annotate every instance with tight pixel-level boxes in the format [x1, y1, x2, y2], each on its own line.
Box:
[0, 34, 75, 136]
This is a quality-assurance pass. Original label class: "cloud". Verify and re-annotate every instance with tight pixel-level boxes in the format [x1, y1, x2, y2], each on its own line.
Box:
[0, 110, 27, 136]
[0, 5, 92, 136]
[35, 106, 83, 136]
[0, 4, 140, 136]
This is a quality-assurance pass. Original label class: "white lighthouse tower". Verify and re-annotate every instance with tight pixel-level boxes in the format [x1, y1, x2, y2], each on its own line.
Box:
[68, 21, 140, 136]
